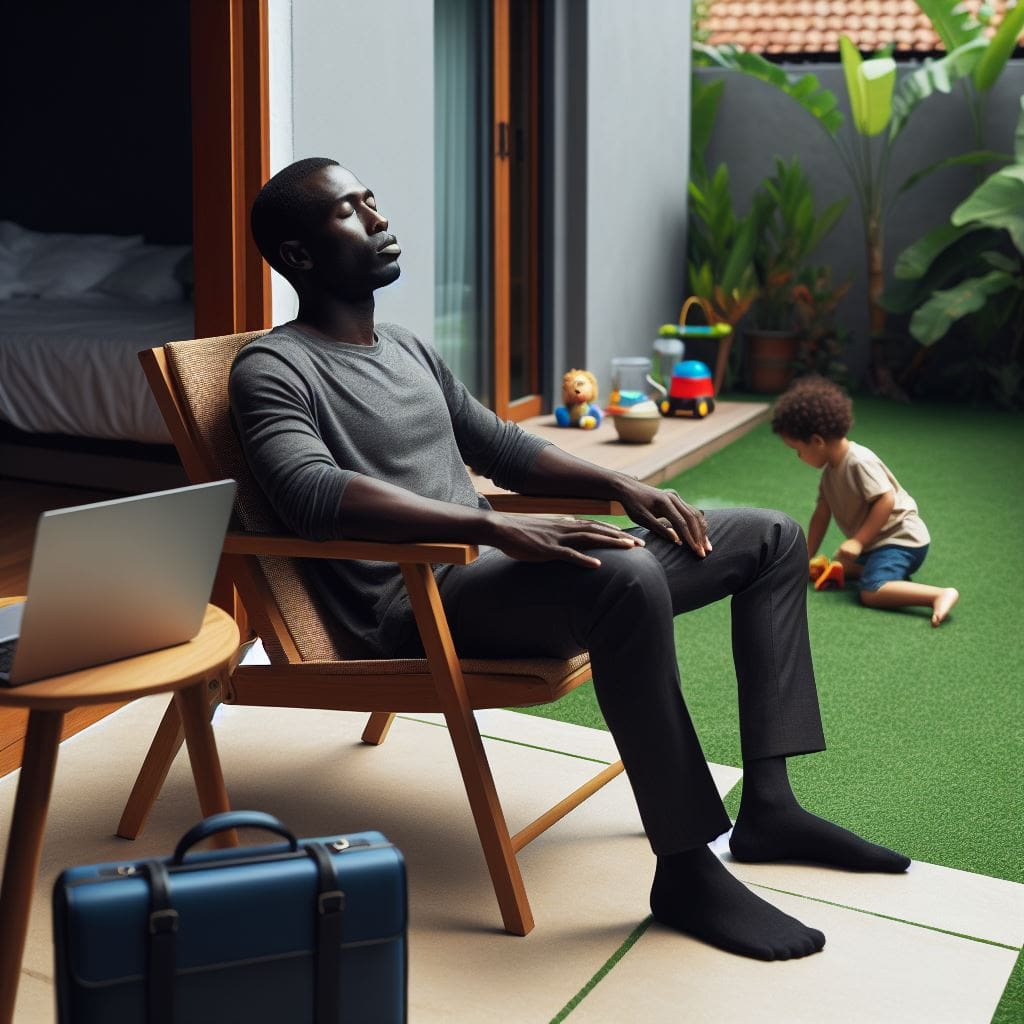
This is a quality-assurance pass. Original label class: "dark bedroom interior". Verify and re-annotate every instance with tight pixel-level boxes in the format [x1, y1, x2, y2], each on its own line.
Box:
[0, 2, 194, 491]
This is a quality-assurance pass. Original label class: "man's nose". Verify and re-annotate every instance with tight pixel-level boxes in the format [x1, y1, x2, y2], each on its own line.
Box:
[367, 206, 388, 232]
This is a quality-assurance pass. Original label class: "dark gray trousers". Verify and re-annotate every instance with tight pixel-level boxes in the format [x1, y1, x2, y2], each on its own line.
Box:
[419, 507, 827, 856]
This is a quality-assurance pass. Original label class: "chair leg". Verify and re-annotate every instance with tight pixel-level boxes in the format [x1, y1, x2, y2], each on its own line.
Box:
[361, 712, 396, 746]
[117, 682, 222, 840]
[400, 563, 534, 936]
[116, 696, 185, 839]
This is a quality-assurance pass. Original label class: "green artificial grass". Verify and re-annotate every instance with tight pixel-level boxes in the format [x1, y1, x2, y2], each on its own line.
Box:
[515, 397, 1024, 1023]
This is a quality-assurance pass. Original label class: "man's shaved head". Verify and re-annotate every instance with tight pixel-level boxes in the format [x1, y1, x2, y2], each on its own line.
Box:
[250, 157, 340, 275]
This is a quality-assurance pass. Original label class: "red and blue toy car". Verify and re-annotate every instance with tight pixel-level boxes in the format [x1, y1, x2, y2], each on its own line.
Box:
[659, 360, 716, 419]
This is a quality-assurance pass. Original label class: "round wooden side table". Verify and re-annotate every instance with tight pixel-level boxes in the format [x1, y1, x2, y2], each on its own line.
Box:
[0, 599, 239, 1024]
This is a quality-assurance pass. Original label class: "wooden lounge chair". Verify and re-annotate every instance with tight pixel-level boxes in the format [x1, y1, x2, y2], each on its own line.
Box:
[119, 330, 625, 935]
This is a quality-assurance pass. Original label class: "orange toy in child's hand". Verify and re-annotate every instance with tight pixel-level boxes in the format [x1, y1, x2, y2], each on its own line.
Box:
[809, 555, 830, 582]
[813, 559, 846, 591]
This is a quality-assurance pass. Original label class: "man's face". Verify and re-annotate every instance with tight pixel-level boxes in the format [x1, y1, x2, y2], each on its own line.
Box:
[781, 434, 829, 469]
[288, 165, 401, 299]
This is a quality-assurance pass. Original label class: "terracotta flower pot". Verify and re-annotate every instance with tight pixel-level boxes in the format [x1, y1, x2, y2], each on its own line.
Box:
[745, 330, 799, 393]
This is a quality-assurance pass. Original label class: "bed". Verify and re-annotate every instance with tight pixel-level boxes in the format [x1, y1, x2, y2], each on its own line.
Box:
[0, 222, 194, 446]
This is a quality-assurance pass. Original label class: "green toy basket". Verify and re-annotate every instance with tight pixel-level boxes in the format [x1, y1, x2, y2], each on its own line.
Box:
[658, 297, 734, 396]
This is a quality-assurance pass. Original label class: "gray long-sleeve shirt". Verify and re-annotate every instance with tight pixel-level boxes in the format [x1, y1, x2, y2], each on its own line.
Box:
[229, 322, 550, 653]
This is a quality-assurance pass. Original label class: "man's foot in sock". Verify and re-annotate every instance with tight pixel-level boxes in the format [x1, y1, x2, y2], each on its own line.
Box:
[730, 804, 910, 872]
[650, 846, 825, 961]
[931, 587, 959, 627]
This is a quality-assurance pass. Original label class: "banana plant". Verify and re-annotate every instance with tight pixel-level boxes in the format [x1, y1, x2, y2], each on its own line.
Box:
[695, 34, 988, 396]
[914, 0, 1024, 144]
[883, 97, 1024, 406]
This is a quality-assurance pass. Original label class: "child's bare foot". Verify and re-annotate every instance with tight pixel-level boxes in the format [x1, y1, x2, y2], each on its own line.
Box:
[931, 588, 959, 627]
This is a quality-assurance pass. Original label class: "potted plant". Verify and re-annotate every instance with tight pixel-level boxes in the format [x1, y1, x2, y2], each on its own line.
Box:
[792, 265, 851, 385]
[746, 157, 847, 392]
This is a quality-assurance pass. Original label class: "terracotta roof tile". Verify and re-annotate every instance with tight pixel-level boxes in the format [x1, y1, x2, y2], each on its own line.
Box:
[703, 0, 1024, 57]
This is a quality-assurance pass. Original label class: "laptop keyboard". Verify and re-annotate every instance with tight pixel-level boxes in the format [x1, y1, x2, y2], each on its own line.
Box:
[0, 637, 17, 682]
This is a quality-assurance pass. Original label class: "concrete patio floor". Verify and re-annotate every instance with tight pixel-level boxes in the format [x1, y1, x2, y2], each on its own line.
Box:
[5, 685, 1022, 1023]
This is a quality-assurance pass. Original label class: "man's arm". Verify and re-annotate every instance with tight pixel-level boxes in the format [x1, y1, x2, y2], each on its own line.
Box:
[338, 474, 644, 569]
[836, 490, 895, 562]
[807, 497, 831, 559]
[517, 445, 712, 557]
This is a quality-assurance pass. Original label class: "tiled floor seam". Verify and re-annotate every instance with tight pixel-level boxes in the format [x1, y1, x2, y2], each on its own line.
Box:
[550, 916, 653, 1023]
[396, 715, 616, 765]
[746, 882, 1023, 951]
[20, 966, 52, 984]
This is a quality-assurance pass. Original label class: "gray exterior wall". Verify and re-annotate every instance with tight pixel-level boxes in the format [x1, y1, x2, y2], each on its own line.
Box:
[551, 1, 691, 402]
[696, 61, 1024, 386]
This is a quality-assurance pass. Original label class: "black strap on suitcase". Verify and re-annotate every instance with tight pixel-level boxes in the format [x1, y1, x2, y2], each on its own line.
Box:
[144, 813, 346, 1024]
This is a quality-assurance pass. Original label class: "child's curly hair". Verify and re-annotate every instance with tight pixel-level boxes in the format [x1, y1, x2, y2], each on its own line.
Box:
[771, 376, 853, 442]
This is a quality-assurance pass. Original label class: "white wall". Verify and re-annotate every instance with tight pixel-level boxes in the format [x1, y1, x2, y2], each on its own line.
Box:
[268, 0, 297, 322]
[270, 0, 436, 336]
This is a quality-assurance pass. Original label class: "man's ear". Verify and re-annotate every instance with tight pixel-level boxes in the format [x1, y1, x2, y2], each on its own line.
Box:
[279, 240, 312, 271]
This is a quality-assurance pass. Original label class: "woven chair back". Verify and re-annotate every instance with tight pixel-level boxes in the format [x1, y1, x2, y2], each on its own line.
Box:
[164, 332, 370, 663]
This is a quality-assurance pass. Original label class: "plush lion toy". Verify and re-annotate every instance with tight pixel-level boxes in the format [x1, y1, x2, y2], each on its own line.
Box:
[554, 369, 603, 430]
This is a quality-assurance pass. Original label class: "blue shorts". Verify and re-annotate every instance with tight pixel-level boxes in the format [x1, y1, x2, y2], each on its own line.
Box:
[857, 543, 929, 592]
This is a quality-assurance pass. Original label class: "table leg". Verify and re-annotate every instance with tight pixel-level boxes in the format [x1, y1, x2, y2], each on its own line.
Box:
[0, 709, 64, 1024]
[175, 678, 236, 849]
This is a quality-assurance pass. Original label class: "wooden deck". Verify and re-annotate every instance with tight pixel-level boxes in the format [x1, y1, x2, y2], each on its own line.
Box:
[474, 399, 770, 490]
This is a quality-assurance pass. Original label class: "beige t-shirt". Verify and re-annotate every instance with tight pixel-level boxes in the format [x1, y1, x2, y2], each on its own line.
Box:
[819, 441, 930, 551]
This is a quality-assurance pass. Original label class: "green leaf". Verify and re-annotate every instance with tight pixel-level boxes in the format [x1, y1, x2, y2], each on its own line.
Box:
[1015, 96, 1024, 164]
[694, 43, 845, 136]
[973, 1, 1024, 91]
[952, 166, 1024, 254]
[898, 150, 1013, 194]
[809, 197, 849, 251]
[690, 77, 725, 172]
[909, 270, 1016, 345]
[839, 36, 896, 136]
[981, 250, 1021, 273]
[882, 227, 1005, 311]
[894, 223, 975, 280]
[912, 0, 982, 52]
[889, 38, 987, 139]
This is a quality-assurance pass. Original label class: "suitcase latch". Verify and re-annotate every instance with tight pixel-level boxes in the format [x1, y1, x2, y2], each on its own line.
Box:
[330, 839, 351, 853]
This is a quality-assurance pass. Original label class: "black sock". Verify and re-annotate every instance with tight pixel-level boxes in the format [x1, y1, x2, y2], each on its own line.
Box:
[650, 845, 825, 961]
[730, 755, 911, 873]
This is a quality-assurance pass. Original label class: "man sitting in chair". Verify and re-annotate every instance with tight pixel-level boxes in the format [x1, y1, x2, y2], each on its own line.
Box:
[230, 157, 910, 962]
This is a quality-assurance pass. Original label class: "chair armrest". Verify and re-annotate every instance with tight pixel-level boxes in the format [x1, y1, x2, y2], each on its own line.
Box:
[481, 494, 625, 516]
[222, 532, 478, 565]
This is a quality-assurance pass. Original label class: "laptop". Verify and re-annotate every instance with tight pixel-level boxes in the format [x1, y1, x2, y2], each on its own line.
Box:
[0, 480, 236, 686]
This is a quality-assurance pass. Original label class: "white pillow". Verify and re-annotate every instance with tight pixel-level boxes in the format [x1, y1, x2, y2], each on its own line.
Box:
[95, 244, 191, 303]
[0, 222, 42, 300]
[12, 230, 143, 299]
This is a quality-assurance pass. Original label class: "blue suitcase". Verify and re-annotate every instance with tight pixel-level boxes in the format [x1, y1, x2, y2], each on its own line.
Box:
[52, 811, 407, 1023]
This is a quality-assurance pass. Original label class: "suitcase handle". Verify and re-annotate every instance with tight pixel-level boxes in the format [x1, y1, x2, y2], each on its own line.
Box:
[172, 811, 298, 863]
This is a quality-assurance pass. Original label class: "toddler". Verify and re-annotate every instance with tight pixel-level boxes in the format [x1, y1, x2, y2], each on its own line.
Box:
[771, 376, 958, 627]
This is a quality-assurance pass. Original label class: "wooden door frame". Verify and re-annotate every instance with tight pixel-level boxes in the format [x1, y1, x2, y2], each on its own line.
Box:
[191, 0, 271, 337]
[492, 0, 542, 422]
